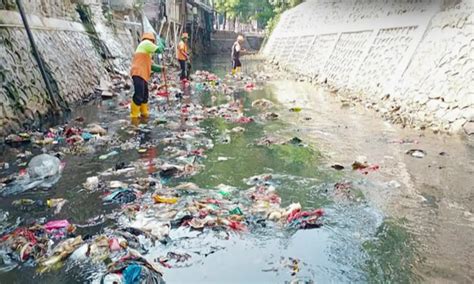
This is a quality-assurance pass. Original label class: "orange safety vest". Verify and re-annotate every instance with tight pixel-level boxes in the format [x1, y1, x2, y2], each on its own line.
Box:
[176, 40, 188, 61]
[130, 53, 152, 81]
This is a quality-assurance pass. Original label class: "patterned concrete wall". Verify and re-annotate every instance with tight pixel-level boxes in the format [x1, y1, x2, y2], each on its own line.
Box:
[0, 1, 135, 134]
[393, 2, 474, 132]
[263, 0, 474, 134]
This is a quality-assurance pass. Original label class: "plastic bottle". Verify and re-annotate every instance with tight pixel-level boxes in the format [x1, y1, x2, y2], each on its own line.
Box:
[47, 198, 65, 208]
[153, 195, 178, 204]
[218, 188, 231, 198]
[99, 150, 119, 160]
[229, 207, 243, 215]
[12, 199, 36, 206]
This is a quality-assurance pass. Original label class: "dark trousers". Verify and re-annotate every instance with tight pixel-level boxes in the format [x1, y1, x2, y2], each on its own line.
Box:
[132, 76, 148, 105]
[232, 58, 242, 69]
[179, 60, 187, 80]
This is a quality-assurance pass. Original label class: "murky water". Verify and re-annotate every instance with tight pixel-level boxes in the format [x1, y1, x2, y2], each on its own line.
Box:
[0, 55, 471, 283]
[260, 75, 474, 283]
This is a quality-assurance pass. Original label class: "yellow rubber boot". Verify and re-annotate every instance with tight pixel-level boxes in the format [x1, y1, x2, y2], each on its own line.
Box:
[232, 68, 236, 76]
[130, 101, 141, 118]
[140, 103, 149, 118]
[130, 117, 140, 126]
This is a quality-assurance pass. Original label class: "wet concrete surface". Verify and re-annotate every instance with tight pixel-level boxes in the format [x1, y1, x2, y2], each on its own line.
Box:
[262, 79, 474, 283]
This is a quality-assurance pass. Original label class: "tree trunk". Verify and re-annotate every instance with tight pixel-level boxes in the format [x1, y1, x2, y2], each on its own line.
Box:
[223, 12, 227, 30]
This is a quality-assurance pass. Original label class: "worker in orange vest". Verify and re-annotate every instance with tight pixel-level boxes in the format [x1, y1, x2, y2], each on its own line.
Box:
[130, 32, 165, 121]
[176, 32, 190, 81]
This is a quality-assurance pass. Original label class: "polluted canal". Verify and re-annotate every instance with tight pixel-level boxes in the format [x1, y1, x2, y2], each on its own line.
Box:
[0, 55, 472, 283]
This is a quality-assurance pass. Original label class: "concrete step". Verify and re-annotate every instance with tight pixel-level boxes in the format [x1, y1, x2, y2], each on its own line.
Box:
[211, 31, 238, 40]
[211, 38, 235, 42]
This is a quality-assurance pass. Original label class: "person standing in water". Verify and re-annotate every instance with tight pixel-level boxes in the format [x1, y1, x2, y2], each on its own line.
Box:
[231, 35, 246, 76]
[130, 33, 165, 121]
[177, 32, 190, 81]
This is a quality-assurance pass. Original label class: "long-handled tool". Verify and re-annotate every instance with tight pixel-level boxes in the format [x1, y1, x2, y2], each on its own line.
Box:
[187, 57, 192, 78]
[157, 65, 170, 105]
[163, 66, 170, 104]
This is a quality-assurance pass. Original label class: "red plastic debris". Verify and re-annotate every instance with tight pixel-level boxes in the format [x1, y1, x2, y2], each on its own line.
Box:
[204, 198, 221, 205]
[198, 210, 208, 218]
[245, 82, 255, 91]
[234, 116, 253, 124]
[119, 100, 130, 107]
[3, 228, 38, 244]
[287, 208, 324, 223]
[357, 164, 380, 175]
[157, 90, 169, 97]
[190, 148, 204, 156]
[227, 220, 247, 231]
[64, 127, 81, 138]
[109, 238, 121, 251]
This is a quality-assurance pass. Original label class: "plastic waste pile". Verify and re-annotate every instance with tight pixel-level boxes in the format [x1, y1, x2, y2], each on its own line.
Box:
[102, 252, 164, 283]
[4, 123, 109, 148]
[10, 197, 67, 215]
[193, 70, 227, 94]
[0, 219, 76, 272]
[0, 68, 323, 282]
[0, 121, 110, 194]
[193, 70, 261, 95]
[2, 77, 126, 158]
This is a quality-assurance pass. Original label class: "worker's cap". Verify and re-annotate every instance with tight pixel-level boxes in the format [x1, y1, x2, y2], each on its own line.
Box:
[141, 32, 156, 42]
[237, 35, 244, 41]
[182, 32, 189, 39]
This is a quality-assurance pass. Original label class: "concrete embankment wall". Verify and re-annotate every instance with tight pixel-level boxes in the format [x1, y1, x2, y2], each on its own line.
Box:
[263, 0, 474, 135]
[0, 0, 135, 134]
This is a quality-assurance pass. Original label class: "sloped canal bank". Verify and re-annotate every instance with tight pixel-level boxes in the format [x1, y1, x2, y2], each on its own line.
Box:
[0, 55, 471, 283]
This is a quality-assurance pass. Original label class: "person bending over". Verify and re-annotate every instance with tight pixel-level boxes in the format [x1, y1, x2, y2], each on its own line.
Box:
[130, 32, 165, 120]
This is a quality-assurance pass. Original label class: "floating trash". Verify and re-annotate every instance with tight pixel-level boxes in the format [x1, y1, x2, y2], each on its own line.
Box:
[406, 149, 427, 158]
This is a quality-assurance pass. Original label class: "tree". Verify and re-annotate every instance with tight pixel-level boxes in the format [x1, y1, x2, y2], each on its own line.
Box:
[264, 0, 302, 34]
[214, 0, 244, 29]
[249, 0, 274, 28]
[214, 0, 273, 29]
[268, 0, 303, 14]
[213, 0, 301, 31]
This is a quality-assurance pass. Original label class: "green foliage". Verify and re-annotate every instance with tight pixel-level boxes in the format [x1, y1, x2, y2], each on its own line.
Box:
[264, 0, 303, 35]
[214, 0, 240, 19]
[213, 0, 303, 31]
[265, 13, 280, 35]
[214, 0, 275, 26]
[251, 0, 275, 26]
[269, 0, 303, 14]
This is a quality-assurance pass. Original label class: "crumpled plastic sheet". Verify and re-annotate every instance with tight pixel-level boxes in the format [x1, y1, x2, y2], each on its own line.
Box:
[1, 154, 63, 196]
